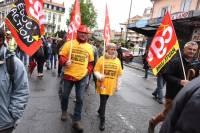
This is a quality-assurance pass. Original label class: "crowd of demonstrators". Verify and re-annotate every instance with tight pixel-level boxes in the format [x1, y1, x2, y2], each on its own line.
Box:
[94, 43, 123, 131]
[148, 41, 199, 133]
[59, 25, 94, 132]
[0, 29, 29, 133]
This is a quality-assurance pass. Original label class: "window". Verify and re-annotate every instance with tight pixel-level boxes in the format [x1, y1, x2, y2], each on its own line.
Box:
[58, 15, 61, 22]
[160, 7, 168, 17]
[180, 0, 191, 11]
[48, 13, 51, 22]
[44, 4, 47, 8]
[49, 5, 52, 9]
[57, 25, 60, 31]
[54, 6, 57, 10]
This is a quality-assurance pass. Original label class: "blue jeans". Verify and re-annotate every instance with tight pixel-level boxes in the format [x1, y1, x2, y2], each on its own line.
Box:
[61, 75, 88, 121]
[153, 75, 165, 100]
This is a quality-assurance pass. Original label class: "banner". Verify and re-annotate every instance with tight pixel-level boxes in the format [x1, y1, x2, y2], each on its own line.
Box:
[5, 0, 45, 56]
[67, 0, 81, 41]
[147, 12, 179, 75]
[103, 5, 111, 46]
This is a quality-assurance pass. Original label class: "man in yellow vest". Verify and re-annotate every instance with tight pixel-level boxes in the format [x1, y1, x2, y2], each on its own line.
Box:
[59, 25, 94, 132]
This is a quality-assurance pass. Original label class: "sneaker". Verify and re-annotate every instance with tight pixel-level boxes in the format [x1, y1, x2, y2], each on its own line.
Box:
[61, 111, 68, 121]
[152, 92, 157, 99]
[72, 121, 83, 132]
[148, 119, 155, 133]
[157, 99, 164, 104]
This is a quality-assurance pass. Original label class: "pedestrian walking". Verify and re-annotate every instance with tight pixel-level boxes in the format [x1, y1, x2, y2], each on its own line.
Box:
[117, 43, 123, 69]
[148, 41, 199, 133]
[143, 50, 149, 79]
[152, 68, 166, 104]
[94, 43, 123, 131]
[59, 25, 94, 132]
[0, 29, 29, 133]
[50, 39, 58, 69]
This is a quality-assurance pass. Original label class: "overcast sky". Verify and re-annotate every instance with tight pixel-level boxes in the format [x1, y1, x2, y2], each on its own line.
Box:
[53, 0, 153, 31]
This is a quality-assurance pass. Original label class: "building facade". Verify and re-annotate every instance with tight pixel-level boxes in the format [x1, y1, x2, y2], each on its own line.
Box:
[128, 0, 200, 49]
[121, 15, 145, 47]
[151, 0, 200, 18]
[0, 0, 65, 35]
[44, 0, 65, 35]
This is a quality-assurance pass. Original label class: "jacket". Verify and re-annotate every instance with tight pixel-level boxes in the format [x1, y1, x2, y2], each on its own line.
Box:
[0, 45, 29, 130]
[160, 76, 200, 133]
[163, 56, 199, 99]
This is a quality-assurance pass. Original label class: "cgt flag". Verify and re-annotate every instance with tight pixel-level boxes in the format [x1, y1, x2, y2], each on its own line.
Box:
[103, 4, 110, 46]
[67, 0, 81, 41]
[5, 0, 45, 56]
[147, 12, 179, 75]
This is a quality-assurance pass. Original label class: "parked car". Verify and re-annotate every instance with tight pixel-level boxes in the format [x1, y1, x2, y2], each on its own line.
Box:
[121, 47, 134, 62]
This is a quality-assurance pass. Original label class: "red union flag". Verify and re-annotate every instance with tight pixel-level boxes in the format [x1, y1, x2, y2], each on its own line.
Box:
[5, 0, 44, 56]
[103, 5, 110, 46]
[25, 0, 45, 35]
[67, 0, 81, 41]
[147, 12, 179, 75]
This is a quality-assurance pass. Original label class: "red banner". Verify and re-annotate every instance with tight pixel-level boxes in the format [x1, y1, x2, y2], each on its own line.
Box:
[103, 5, 111, 46]
[5, 0, 44, 56]
[67, 0, 81, 41]
[147, 12, 179, 75]
[25, 0, 45, 35]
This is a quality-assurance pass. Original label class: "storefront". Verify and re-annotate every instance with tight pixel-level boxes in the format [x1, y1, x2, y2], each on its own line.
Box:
[128, 10, 200, 48]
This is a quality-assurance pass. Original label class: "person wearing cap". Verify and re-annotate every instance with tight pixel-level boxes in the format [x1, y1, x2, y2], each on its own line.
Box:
[0, 29, 29, 132]
[94, 43, 123, 131]
[59, 25, 94, 132]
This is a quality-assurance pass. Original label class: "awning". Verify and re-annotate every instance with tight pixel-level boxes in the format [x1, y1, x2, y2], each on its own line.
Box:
[128, 10, 200, 37]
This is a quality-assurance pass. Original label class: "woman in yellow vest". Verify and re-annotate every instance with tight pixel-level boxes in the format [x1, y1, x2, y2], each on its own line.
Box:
[94, 43, 123, 131]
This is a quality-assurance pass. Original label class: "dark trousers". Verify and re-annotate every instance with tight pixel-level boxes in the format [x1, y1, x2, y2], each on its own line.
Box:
[37, 62, 44, 73]
[61, 76, 88, 121]
[98, 94, 109, 120]
[0, 127, 14, 133]
[57, 64, 62, 76]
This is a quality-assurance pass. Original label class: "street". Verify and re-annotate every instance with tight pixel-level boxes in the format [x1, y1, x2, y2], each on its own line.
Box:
[14, 66, 163, 133]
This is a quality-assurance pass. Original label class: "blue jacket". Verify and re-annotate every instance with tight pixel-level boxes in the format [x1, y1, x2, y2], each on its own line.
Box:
[0, 45, 29, 130]
[160, 76, 200, 133]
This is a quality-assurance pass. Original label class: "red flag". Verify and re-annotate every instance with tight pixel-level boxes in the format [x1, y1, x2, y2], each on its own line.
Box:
[5, 0, 44, 56]
[67, 0, 81, 41]
[25, 0, 45, 35]
[147, 12, 179, 75]
[103, 5, 111, 46]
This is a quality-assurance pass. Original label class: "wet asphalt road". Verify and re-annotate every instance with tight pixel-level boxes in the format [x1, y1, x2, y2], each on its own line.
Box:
[14, 66, 164, 133]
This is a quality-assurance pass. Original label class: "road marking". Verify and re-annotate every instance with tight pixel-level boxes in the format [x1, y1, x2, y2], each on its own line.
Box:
[117, 113, 136, 131]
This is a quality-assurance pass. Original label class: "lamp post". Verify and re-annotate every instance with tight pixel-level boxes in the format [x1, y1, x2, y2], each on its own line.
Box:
[125, 0, 133, 48]
[120, 27, 123, 42]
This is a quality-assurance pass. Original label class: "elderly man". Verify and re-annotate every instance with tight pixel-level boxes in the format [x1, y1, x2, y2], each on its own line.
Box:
[148, 41, 199, 133]
[0, 29, 29, 133]
[59, 25, 94, 132]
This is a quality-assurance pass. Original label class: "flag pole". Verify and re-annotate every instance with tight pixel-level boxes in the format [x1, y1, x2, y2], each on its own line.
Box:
[102, 40, 106, 74]
[69, 33, 74, 61]
[178, 49, 186, 80]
